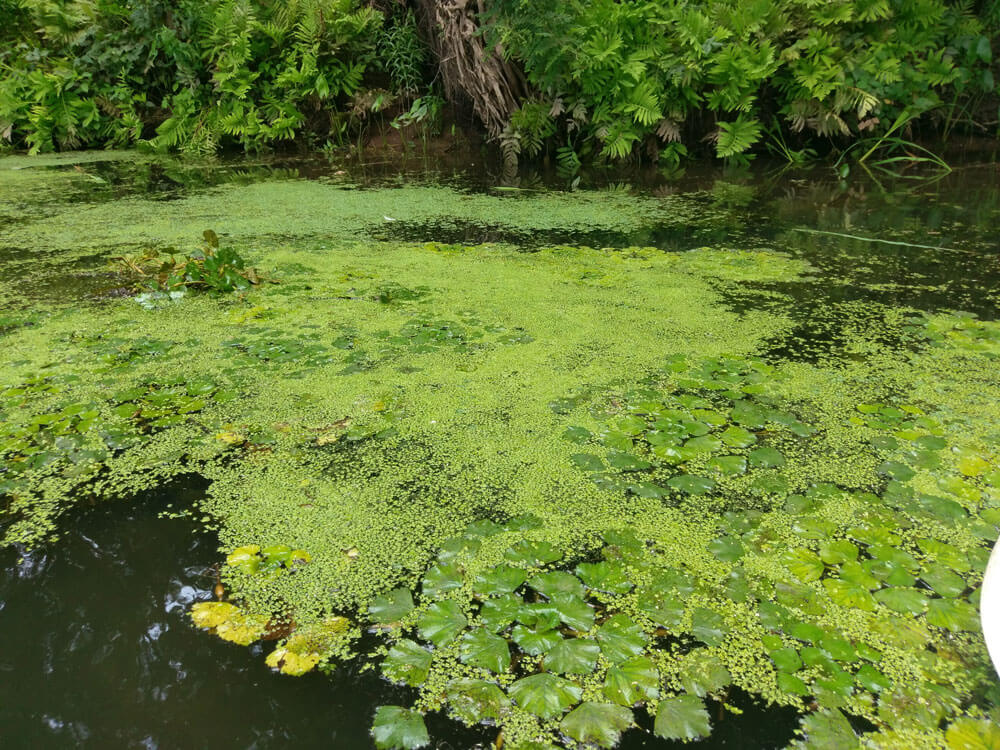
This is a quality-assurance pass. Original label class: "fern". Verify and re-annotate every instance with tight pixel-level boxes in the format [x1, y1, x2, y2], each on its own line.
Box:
[715, 115, 762, 157]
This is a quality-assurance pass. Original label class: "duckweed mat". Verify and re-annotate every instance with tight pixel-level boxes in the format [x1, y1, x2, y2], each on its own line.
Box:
[2, 153, 999, 749]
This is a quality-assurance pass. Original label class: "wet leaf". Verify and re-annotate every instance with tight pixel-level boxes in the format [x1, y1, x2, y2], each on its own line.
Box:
[417, 600, 467, 646]
[823, 579, 877, 611]
[576, 560, 633, 594]
[563, 426, 592, 444]
[920, 564, 967, 598]
[603, 656, 659, 706]
[560, 702, 634, 748]
[708, 535, 744, 562]
[926, 599, 978, 632]
[446, 679, 510, 724]
[654, 695, 711, 741]
[511, 624, 563, 655]
[422, 562, 464, 599]
[795, 708, 856, 749]
[544, 638, 601, 674]
[551, 593, 596, 632]
[945, 717, 1000, 750]
[480, 593, 521, 631]
[666, 474, 715, 495]
[382, 639, 433, 686]
[509, 673, 582, 719]
[818, 540, 857, 565]
[691, 608, 727, 646]
[529, 570, 585, 599]
[707, 454, 747, 476]
[473, 565, 527, 597]
[873, 587, 928, 615]
[596, 614, 647, 663]
[370, 588, 415, 625]
[720, 425, 756, 448]
[855, 664, 891, 693]
[783, 549, 824, 582]
[749, 446, 785, 468]
[460, 628, 510, 673]
[505, 540, 562, 567]
[637, 590, 684, 628]
[770, 647, 802, 673]
[371, 706, 429, 750]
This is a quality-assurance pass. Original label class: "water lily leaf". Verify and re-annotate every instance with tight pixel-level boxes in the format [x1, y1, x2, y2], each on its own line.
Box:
[720, 425, 756, 448]
[819, 540, 858, 565]
[446, 679, 511, 724]
[618, 415, 648, 435]
[918, 539, 969, 572]
[544, 638, 601, 674]
[474, 564, 528, 597]
[571, 453, 605, 471]
[371, 706, 429, 750]
[505, 540, 562, 567]
[576, 560, 633, 594]
[436, 536, 481, 562]
[926, 598, 978, 632]
[680, 654, 731, 697]
[708, 535, 744, 562]
[855, 664, 891, 693]
[789, 622, 824, 643]
[560, 702, 634, 748]
[604, 656, 659, 706]
[552, 593, 596, 632]
[509, 673, 582, 719]
[920, 564, 967, 598]
[191, 602, 239, 629]
[511, 624, 563, 655]
[818, 636, 857, 663]
[529, 571, 585, 599]
[770, 647, 802, 673]
[666, 474, 715, 495]
[563, 426, 593, 444]
[681, 435, 722, 457]
[654, 695, 711, 741]
[226, 545, 261, 573]
[956, 453, 991, 477]
[417, 600, 467, 646]
[783, 549, 824, 582]
[707, 455, 747, 476]
[607, 451, 652, 471]
[480, 593, 521, 631]
[265, 647, 320, 676]
[879, 461, 914, 481]
[945, 717, 1000, 750]
[422, 562, 463, 599]
[382, 639, 433, 686]
[651, 443, 684, 462]
[838, 560, 880, 590]
[749, 446, 785, 468]
[874, 587, 928, 615]
[823, 579, 877, 611]
[691, 608, 728, 646]
[460, 628, 510, 673]
[795, 708, 856, 749]
[637, 591, 684, 628]
[519, 602, 562, 631]
[600, 429, 634, 451]
[595, 614, 647, 663]
[370, 588, 415, 625]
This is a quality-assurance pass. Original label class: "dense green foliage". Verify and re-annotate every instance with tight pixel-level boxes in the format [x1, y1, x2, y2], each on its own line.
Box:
[488, 0, 998, 163]
[0, 0, 996, 159]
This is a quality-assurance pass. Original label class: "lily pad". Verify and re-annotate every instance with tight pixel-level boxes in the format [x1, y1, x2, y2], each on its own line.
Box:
[417, 600, 467, 646]
[446, 679, 511, 724]
[371, 706, 429, 750]
[596, 614, 647, 663]
[823, 579, 877, 611]
[382, 639, 433, 687]
[543, 638, 601, 674]
[749, 446, 786, 468]
[691, 608, 728, 646]
[560, 702, 634, 748]
[370, 588, 415, 625]
[505, 540, 562, 567]
[603, 656, 659, 706]
[480, 593, 521, 631]
[422, 562, 463, 599]
[576, 560, 633, 594]
[511, 624, 563, 655]
[783, 549, 824, 582]
[529, 570, 586, 599]
[473, 565, 528, 597]
[654, 695, 711, 741]
[460, 628, 511, 673]
[666, 474, 715, 495]
[873, 587, 928, 615]
[920, 564, 967, 598]
[509, 673, 583, 719]
[708, 535, 744, 563]
[551, 593, 596, 631]
[818, 540, 858, 565]
[720, 425, 756, 448]
[926, 598, 978, 632]
[707, 454, 747, 476]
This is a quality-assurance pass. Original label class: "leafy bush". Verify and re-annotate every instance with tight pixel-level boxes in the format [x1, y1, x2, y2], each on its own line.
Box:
[484, 0, 998, 162]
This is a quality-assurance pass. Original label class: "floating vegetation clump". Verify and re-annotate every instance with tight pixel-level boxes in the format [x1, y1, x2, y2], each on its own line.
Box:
[2, 156, 999, 748]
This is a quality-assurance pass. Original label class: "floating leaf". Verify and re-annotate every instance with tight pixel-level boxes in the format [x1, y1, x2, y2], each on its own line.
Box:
[596, 614, 647, 663]
[818, 540, 858, 565]
[770, 647, 802, 673]
[505, 540, 562, 567]
[823, 579, 877, 611]
[855, 664, 891, 693]
[460, 628, 511, 673]
[926, 599, 978, 632]
[560, 702, 634, 748]
[446, 679, 511, 724]
[874, 587, 928, 615]
[551, 593, 596, 631]
[603, 656, 659, 706]
[422, 562, 463, 599]
[511, 624, 563, 655]
[474, 565, 528, 597]
[749, 446, 785, 468]
[370, 588, 415, 625]
[417, 600, 467, 646]
[576, 560, 633, 594]
[918, 539, 970, 572]
[544, 638, 601, 674]
[945, 717, 1000, 750]
[607, 451, 652, 471]
[707, 454, 747, 476]
[654, 695, 711, 741]
[382, 639, 433, 686]
[571, 453, 605, 472]
[783, 549, 824, 582]
[371, 706, 429, 750]
[637, 590, 684, 628]
[708, 535, 744, 563]
[666, 474, 715, 495]
[680, 654, 731, 697]
[563, 426, 592, 444]
[720, 425, 756, 448]
[480, 593, 521, 631]
[265, 647, 320, 676]
[509, 673, 582, 719]
[529, 571, 585, 599]
[691, 608, 728, 646]
[796, 708, 856, 749]
[778, 672, 810, 696]
[920, 564, 967, 598]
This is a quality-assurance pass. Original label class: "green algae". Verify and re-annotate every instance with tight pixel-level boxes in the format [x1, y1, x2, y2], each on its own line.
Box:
[2, 159, 1000, 749]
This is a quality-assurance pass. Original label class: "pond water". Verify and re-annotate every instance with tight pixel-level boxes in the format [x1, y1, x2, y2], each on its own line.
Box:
[1, 148, 998, 749]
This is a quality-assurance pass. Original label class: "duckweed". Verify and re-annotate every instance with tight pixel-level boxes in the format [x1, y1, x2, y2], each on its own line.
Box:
[2, 156, 999, 749]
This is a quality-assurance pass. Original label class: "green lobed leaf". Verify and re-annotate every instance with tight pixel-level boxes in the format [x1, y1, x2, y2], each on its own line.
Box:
[529, 570, 585, 599]
[446, 679, 511, 725]
[509, 673, 583, 719]
[576, 560, 633, 594]
[603, 656, 660, 706]
[596, 613, 647, 663]
[543, 638, 601, 674]
[654, 695, 711, 741]
[473, 564, 528, 597]
[371, 706, 429, 750]
[460, 628, 511, 673]
[560, 702, 634, 748]
[511, 624, 563, 655]
[369, 588, 415, 625]
[417, 600, 467, 646]
[382, 639, 433, 687]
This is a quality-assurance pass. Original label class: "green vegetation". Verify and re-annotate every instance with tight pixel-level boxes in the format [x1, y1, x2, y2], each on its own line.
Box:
[2, 156, 1000, 747]
[1, 1, 996, 162]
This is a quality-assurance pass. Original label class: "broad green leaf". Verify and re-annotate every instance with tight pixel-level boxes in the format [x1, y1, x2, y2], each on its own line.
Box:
[417, 600, 467, 646]
[783, 548, 824, 582]
[918, 539, 969, 572]
[637, 591, 684, 628]
[607, 451, 652, 471]
[823, 579, 877, 611]
[654, 695, 711, 741]
[460, 628, 510, 673]
[480, 593, 521, 631]
[818, 636, 857, 662]
[576, 560, 633, 594]
[571, 453, 605, 471]
[778, 672, 810, 696]
[563, 426, 592, 444]
[679, 654, 731, 697]
[422, 562, 463, 599]
[369, 588, 415, 625]
[840, 560, 881, 590]
[819, 540, 858, 565]
[505, 540, 562, 567]
[544, 638, 601, 674]
[926, 598, 978, 632]
[920, 564, 967, 598]
[720, 425, 756, 448]
[945, 717, 1000, 750]
[560, 702, 634, 748]
[596, 613, 647, 663]
[855, 664, 892, 693]
[749, 446, 785, 468]
[509, 673, 582, 719]
[691, 608, 728, 646]
[473, 564, 527, 597]
[511, 624, 562, 655]
[446, 679, 510, 724]
[874, 587, 928, 615]
[436, 536, 481, 562]
[529, 570, 585, 599]
[666, 474, 715, 495]
[770, 647, 802, 673]
[707, 535, 744, 562]
[707, 454, 747, 476]
[795, 708, 856, 749]
[603, 656, 659, 706]
[382, 639, 433, 687]
[551, 593, 596, 631]
[371, 706, 429, 750]
[518, 601, 562, 631]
